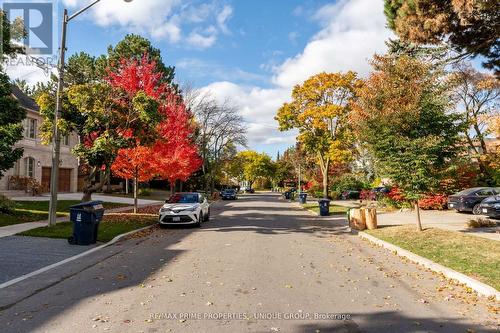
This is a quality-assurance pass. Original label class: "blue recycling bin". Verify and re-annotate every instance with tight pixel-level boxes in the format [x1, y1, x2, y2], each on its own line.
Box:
[284, 191, 291, 200]
[318, 199, 330, 216]
[68, 201, 105, 245]
[299, 192, 307, 204]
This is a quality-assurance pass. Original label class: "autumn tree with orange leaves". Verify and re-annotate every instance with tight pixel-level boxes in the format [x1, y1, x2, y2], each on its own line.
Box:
[275, 72, 361, 198]
[110, 55, 201, 212]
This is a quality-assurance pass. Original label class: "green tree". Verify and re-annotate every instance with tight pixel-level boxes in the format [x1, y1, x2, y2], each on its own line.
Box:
[0, 10, 25, 58]
[0, 73, 26, 178]
[103, 34, 176, 85]
[237, 151, 274, 189]
[352, 54, 463, 231]
[276, 72, 360, 198]
[0, 11, 27, 178]
[384, 0, 499, 73]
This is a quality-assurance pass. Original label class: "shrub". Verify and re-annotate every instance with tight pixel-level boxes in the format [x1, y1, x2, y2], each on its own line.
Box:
[330, 191, 341, 200]
[331, 174, 364, 193]
[138, 188, 151, 196]
[387, 187, 406, 201]
[467, 218, 497, 229]
[360, 189, 376, 201]
[0, 194, 15, 214]
[418, 194, 448, 210]
[378, 194, 412, 209]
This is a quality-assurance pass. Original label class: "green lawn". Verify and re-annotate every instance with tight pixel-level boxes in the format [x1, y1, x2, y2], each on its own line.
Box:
[302, 202, 350, 215]
[18, 213, 157, 243]
[105, 189, 171, 201]
[365, 225, 500, 290]
[0, 200, 130, 227]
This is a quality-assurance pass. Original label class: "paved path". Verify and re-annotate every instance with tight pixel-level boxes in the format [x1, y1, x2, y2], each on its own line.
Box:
[0, 193, 497, 332]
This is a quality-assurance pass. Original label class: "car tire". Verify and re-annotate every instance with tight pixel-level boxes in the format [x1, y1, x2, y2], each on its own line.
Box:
[194, 214, 202, 227]
[472, 204, 482, 215]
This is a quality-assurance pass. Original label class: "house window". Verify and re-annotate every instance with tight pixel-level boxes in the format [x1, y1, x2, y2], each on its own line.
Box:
[63, 135, 70, 146]
[13, 160, 20, 176]
[26, 118, 37, 139]
[25, 157, 35, 178]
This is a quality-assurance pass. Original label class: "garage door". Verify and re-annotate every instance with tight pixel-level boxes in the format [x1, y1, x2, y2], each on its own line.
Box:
[41, 167, 72, 192]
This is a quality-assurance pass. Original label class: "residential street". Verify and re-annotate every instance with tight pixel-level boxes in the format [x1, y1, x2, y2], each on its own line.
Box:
[0, 193, 498, 333]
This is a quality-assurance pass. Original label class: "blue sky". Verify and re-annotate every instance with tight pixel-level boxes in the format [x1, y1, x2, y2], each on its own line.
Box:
[7, 0, 395, 157]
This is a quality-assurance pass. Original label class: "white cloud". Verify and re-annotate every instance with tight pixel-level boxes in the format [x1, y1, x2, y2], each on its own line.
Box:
[197, 0, 392, 149]
[177, 58, 266, 83]
[5, 56, 54, 86]
[62, 0, 232, 46]
[273, 0, 392, 88]
[186, 26, 218, 49]
[216, 5, 233, 34]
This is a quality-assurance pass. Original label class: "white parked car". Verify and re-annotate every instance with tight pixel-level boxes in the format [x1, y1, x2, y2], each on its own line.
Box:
[159, 192, 210, 227]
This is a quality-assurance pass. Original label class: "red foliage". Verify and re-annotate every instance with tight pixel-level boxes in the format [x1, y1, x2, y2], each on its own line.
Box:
[418, 194, 448, 210]
[109, 55, 201, 186]
[360, 189, 376, 201]
[387, 187, 406, 201]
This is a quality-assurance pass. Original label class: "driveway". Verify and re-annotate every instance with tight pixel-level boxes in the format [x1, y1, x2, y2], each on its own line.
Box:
[377, 209, 500, 241]
[0, 236, 97, 285]
[0, 193, 497, 332]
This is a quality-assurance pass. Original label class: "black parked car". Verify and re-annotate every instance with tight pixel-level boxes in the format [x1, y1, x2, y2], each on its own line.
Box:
[221, 189, 238, 200]
[447, 187, 500, 215]
[479, 195, 500, 219]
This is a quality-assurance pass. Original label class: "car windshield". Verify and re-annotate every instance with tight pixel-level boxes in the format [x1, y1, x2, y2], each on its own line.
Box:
[167, 194, 198, 204]
[455, 188, 480, 196]
[223, 189, 235, 193]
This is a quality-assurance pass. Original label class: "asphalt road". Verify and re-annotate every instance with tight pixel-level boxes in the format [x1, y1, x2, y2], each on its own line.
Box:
[0, 193, 498, 333]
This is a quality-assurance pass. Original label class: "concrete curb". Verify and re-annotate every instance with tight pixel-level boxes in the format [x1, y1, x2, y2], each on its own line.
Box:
[0, 224, 157, 290]
[359, 231, 500, 300]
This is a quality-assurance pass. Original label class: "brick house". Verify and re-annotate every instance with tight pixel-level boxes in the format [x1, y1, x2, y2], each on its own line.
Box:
[0, 86, 79, 193]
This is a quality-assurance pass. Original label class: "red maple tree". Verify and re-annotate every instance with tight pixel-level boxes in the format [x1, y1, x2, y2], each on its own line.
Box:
[109, 55, 201, 210]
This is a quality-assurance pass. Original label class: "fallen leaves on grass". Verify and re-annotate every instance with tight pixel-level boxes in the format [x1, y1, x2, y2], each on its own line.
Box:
[122, 205, 163, 215]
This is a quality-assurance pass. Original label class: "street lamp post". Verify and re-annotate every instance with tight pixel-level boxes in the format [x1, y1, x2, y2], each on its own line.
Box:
[48, 0, 132, 226]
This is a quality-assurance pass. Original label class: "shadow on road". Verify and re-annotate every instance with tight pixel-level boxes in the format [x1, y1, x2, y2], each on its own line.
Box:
[296, 310, 498, 333]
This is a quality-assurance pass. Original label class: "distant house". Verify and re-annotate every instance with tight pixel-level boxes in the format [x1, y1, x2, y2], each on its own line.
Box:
[0, 86, 79, 193]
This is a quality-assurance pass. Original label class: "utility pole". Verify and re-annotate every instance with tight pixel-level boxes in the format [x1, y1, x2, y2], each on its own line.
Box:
[48, 10, 68, 226]
[48, 0, 133, 226]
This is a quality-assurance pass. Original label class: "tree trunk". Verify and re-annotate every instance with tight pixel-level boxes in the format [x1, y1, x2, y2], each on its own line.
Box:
[415, 201, 423, 231]
[81, 166, 108, 202]
[322, 172, 328, 199]
[133, 171, 138, 214]
[82, 191, 92, 202]
[106, 165, 112, 192]
[170, 180, 175, 195]
[179, 180, 183, 192]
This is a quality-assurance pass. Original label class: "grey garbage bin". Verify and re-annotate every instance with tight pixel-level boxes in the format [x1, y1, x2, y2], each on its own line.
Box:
[318, 199, 330, 216]
[68, 201, 105, 245]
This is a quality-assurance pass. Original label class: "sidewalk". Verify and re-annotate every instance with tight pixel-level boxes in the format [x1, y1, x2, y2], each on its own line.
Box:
[0, 203, 158, 239]
[11, 192, 161, 205]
